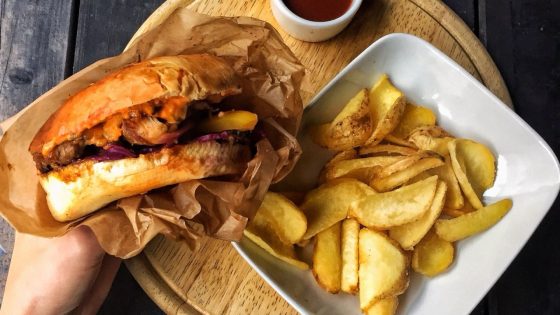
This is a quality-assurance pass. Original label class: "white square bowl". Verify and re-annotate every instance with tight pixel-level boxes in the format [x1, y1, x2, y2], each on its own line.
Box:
[233, 33, 560, 315]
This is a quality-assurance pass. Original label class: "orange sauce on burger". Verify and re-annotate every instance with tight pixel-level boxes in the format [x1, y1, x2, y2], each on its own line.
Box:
[283, 0, 352, 22]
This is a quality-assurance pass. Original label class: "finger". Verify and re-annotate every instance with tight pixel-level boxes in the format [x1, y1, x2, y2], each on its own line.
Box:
[74, 255, 122, 315]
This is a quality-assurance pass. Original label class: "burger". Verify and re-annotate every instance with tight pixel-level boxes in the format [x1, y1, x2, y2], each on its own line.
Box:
[29, 54, 261, 222]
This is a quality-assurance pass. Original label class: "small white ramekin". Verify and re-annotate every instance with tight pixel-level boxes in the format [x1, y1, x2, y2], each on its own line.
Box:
[270, 0, 362, 42]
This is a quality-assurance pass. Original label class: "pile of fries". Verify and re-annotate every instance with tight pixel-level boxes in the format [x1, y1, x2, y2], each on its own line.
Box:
[244, 74, 512, 314]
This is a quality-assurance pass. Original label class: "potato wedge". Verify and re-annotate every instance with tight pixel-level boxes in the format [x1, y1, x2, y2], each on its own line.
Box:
[389, 181, 447, 250]
[448, 140, 482, 208]
[384, 134, 417, 148]
[365, 75, 407, 145]
[255, 192, 307, 244]
[448, 139, 496, 209]
[442, 200, 475, 217]
[455, 139, 496, 193]
[323, 156, 405, 183]
[366, 297, 399, 315]
[359, 228, 408, 310]
[328, 149, 359, 164]
[370, 157, 444, 192]
[313, 222, 342, 293]
[318, 149, 358, 183]
[442, 208, 467, 218]
[311, 89, 372, 150]
[351, 175, 438, 229]
[427, 154, 464, 209]
[391, 103, 436, 139]
[404, 171, 432, 185]
[359, 144, 417, 156]
[408, 126, 454, 156]
[341, 219, 360, 294]
[302, 179, 375, 239]
[244, 229, 309, 269]
[435, 198, 512, 242]
[375, 151, 431, 178]
[412, 230, 454, 276]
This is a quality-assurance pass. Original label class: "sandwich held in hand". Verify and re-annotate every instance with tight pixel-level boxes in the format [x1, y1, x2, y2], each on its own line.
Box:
[29, 54, 261, 222]
[0, 9, 304, 258]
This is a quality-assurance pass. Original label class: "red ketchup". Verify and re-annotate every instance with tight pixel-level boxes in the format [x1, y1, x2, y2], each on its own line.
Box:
[283, 0, 352, 22]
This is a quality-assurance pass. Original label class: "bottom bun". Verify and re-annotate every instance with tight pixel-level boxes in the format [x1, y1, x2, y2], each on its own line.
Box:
[40, 141, 252, 222]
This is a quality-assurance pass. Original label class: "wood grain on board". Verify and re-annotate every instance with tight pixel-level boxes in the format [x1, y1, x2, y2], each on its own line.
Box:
[124, 0, 511, 314]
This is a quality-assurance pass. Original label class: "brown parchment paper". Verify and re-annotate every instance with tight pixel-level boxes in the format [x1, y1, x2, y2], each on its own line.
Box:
[0, 8, 304, 259]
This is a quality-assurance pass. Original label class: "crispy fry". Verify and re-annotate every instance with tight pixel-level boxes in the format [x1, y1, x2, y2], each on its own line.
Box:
[341, 218, 360, 294]
[351, 176, 438, 229]
[391, 103, 436, 139]
[311, 89, 372, 150]
[384, 134, 417, 148]
[412, 230, 454, 276]
[389, 181, 447, 250]
[448, 140, 491, 209]
[442, 200, 475, 217]
[302, 179, 375, 239]
[318, 149, 358, 183]
[375, 151, 431, 178]
[448, 139, 496, 209]
[359, 144, 417, 156]
[408, 126, 454, 156]
[313, 222, 342, 293]
[365, 75, 407, 145]
[244, 229, 309, 269]
[435, 199, 512, 242]
[370, 157, 444, 192]
[359, 228, 408, 310]
[254, 192, 307, 244]
[365, 297, 399, 315]
[323, 156, 404, 183]
[427, 154, 464, 209]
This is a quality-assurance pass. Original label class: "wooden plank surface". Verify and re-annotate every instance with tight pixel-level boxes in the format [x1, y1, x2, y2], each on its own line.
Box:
[0, 0, 75, 121]
[0, 0, 75, 300]
[73, 0, 165, 72]
[481, 1, 560, 314]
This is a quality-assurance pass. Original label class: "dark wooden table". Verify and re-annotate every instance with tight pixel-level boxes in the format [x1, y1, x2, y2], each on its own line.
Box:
[1, 1, 558, 314]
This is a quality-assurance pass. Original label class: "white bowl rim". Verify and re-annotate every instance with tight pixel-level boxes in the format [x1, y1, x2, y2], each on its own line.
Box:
[272, 0, 363, 27]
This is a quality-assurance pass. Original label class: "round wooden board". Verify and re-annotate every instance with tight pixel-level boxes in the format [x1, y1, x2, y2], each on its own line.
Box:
[125, 0, 513, 314]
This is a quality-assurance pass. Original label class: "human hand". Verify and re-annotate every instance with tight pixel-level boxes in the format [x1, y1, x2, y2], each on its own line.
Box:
[0, 226, 120, 315]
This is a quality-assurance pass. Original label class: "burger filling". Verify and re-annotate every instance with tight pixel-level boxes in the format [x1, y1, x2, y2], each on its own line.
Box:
[33, 97, 259, 173]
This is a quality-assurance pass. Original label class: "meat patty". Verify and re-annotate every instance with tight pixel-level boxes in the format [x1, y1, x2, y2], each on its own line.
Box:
[33, 138, 85, 173]
[122, 116, 170, 145]
[33, 100, 231, 173]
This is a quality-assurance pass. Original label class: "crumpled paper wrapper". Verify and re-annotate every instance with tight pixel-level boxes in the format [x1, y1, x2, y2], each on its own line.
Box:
[0, 8, 304, 259]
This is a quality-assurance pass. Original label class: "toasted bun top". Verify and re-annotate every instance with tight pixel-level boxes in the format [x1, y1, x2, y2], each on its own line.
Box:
[30, 54, 241, 156]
